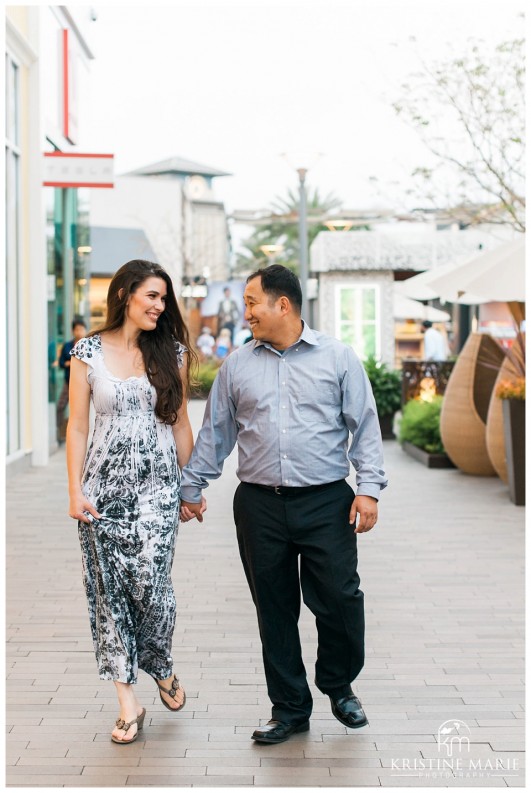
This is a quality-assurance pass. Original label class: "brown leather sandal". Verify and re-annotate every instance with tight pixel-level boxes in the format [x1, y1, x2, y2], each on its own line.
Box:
[111, 707, 146, 744]
[155, 674, 186, 711]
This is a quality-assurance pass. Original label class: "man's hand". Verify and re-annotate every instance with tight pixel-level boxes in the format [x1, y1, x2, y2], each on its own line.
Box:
[349, 495, 378, 534]
[180, 497, 207, 523]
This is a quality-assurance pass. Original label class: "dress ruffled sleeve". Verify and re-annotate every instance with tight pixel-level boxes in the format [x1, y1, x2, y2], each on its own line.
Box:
[70, 336, 97, 379]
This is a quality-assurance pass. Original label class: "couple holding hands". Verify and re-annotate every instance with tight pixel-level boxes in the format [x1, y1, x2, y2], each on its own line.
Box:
[67, 260, 387, 745]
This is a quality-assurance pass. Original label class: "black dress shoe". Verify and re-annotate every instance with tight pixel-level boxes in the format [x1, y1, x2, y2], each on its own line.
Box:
[252, 719, 310, 744]
[330, 694, 368, 729]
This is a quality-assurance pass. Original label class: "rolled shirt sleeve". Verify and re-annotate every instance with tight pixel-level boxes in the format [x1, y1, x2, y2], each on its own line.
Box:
[180, 360, 238, 503]
[340, 348, 388, 500]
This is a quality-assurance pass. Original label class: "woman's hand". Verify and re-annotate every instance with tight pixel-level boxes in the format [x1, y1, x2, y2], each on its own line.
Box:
[69, 492, 101, 525]
[179, 496, 207, 523]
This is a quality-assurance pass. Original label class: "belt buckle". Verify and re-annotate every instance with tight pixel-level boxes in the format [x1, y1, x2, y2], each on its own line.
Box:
[274, 486, 282, 495]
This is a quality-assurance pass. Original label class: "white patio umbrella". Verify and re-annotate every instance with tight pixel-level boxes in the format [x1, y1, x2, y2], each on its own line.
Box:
[393, 291, 451, 322]
[395, 259, 462, 301]
[427, 237, 525, 304]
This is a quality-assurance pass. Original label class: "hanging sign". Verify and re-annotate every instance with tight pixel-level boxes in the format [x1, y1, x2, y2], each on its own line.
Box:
[43, 152, 114, 188]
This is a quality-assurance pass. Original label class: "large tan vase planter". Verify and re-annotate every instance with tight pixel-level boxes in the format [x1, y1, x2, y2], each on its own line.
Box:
[440, 333, 505, 475]
[485, 359, 514, 483]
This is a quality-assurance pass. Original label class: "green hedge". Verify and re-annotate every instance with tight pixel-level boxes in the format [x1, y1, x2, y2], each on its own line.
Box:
[398, 396, 445, 454]
[193, 362, 221, 397]
[364, 356, 402, 418]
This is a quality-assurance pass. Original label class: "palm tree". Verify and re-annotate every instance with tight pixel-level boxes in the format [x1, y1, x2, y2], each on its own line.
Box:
[234, 185, 343, 275]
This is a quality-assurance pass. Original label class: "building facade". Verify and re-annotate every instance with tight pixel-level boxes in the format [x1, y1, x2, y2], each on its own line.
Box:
[5, 6, 99, 470]
[310, 225, 506, 367]
[87, 157, 231, 328]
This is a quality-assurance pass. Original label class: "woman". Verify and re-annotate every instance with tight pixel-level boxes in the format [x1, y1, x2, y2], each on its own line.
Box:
[67, 260, 199, 745]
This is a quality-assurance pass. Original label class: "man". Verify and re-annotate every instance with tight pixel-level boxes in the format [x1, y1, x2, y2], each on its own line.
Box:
[217, 286, 240, 343]
[181, 265, 387, 744]
[56, 318, 87, 443]
[421, 320, 448, 361]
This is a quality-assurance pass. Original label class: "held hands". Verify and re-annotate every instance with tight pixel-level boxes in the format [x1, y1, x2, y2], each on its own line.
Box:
[180, 496, 207, 523]
[349, 494, 378, 534]
[69, 491, 101, 525]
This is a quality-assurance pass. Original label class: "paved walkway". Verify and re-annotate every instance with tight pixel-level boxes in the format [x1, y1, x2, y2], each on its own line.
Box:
[6, 400, 525, 787]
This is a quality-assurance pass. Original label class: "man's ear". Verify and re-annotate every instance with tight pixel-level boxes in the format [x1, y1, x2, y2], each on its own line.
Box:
[278, 295, 291, 315]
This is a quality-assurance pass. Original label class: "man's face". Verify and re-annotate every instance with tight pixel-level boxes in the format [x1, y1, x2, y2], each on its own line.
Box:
[243, 277, 281, 343]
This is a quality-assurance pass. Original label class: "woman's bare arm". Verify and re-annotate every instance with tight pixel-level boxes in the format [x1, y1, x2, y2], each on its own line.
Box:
[66, 357, 101, 524]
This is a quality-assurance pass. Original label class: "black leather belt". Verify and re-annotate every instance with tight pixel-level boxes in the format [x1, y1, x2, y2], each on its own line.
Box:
[242, 480, 344, 495]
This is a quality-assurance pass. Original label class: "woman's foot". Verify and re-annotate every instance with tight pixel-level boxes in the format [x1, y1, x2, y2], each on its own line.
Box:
[111, 706, 146, 744]
[156, 674, 186, 711]
[112, 680, 145, 743]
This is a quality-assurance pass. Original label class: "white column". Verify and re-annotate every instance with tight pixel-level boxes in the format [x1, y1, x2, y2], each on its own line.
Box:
[29, 8, 49, 465]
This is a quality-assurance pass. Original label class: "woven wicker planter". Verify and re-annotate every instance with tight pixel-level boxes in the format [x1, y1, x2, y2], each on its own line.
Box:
[440, 333, 504, 475]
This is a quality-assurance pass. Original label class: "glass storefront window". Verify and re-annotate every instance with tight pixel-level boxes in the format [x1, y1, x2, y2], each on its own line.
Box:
[73, 188, 91, 319]
[46, 186, 91, 445]
[336, 285, 380, 361]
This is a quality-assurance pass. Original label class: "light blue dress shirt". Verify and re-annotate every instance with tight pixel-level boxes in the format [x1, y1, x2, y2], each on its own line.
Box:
[181, 323, 388, 503]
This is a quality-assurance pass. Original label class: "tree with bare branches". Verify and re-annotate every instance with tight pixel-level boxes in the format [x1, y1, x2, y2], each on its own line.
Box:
[393, 33, 525, 231]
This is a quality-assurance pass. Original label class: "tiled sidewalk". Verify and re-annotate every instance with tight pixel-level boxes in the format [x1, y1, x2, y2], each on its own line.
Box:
[6, 400, 525, 787]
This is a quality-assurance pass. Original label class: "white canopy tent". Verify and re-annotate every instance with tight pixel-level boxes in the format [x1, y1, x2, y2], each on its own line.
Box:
[393, 291, 451, 322]
[396, 237, 525, 305]
[427, 237, 525, 304]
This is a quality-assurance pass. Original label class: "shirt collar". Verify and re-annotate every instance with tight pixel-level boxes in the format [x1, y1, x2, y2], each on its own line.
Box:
[252, 320, 319, 355]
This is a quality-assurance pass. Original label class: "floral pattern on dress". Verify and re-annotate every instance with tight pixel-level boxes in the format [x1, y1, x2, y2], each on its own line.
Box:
[71, 333, 185, 683]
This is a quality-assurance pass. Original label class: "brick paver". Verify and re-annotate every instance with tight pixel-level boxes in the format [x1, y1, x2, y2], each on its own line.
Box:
[6, 399, 524, 787]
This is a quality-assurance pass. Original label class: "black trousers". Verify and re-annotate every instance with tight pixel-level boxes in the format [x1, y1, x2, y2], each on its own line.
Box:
[233, 479, 364, 724]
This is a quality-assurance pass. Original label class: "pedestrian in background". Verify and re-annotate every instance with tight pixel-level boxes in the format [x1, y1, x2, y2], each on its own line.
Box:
[233, 323, 253, 347]
[196, 326, 215, 360]
[214, 327, 232, 360]
[56, 318, 87, 443]
[421, 320, 449, 361]
[217, 285, 240, 343]
[180, 264, 387, 744]
[66, 259, 198, 745]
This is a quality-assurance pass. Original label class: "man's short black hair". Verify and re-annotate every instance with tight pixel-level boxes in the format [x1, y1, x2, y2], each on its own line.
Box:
[422, 320, 433, 329]
[246, 265, 302, 313]
[72, 317, 87, 331]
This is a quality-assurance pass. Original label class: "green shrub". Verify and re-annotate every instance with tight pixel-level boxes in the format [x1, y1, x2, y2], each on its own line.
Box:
[194, 361, 221, 397]
[398, 395, 445, 454]
[364, 356, 402, 418]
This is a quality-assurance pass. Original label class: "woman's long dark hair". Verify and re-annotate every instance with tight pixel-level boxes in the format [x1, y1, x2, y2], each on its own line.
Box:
[91, 260, 197, 424]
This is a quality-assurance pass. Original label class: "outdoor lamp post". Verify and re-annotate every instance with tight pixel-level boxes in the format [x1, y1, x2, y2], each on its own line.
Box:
[281, 153, 322, 321]
[260, 243, 284, 266]
[324, 218, 354, 232]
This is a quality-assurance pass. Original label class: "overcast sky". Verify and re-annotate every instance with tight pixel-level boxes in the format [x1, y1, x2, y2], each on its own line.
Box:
[85, 0, 524, 216]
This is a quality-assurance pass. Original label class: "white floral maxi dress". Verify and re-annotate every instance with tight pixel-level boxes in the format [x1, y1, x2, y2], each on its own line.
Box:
[71, 334, 184, 684]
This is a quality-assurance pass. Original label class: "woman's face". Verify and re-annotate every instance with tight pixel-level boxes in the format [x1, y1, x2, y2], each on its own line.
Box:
[125, 276, 167, 331]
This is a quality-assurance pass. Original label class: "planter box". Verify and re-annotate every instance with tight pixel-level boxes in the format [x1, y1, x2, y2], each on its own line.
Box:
[379, 414, 395, 440]
[402, 441, 456, 469]
[502, 399, 525, 506]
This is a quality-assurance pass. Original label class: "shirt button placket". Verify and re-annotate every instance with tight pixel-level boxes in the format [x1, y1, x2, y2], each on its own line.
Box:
[279, 356, 289, 482]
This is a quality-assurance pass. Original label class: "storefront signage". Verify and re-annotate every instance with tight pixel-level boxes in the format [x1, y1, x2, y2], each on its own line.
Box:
[43, 152, 114, 188]
[62, 28, 78, 144]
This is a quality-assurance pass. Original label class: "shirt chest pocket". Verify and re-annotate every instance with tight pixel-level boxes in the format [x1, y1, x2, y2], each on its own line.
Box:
[296, 386, 338, 422]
